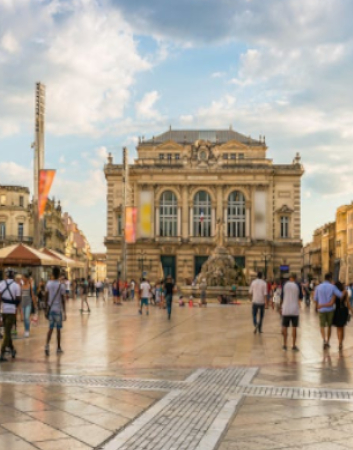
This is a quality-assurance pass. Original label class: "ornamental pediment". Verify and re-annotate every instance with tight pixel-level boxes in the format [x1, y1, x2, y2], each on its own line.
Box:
[155, 140, 184, 151]
[218, 140, 250, 150]
[275, 204, 294, 214]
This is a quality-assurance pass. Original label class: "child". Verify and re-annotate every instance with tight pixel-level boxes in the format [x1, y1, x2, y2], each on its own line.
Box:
[188, 295, 194, 307]
[179, 296, 185, 307]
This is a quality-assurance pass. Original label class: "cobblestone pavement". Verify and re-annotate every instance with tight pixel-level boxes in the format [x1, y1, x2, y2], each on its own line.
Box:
[1, 299, 353, 449]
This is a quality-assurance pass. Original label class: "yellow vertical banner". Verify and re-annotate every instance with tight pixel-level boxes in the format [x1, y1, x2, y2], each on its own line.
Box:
[38, 169, 56, 218]
[125, 207, 137, 243]
[140, 191, 152, 238]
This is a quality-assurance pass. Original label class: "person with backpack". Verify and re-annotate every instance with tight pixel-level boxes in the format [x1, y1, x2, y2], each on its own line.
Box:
[45, 266, 66, 356]
[0, 268, 21, 361]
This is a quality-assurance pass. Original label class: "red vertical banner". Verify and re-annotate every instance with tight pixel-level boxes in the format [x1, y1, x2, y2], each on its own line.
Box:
[38, 169, 56, 218]
[125, 207, 137, 243]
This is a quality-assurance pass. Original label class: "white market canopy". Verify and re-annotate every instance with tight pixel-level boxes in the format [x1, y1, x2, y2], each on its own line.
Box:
[40, 248, 86, 269]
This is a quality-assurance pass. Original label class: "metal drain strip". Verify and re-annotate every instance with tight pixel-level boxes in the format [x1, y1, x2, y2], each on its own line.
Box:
[0, 372, 185, 391]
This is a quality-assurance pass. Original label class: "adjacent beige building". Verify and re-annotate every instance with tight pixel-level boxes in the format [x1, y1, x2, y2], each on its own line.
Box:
[90, 253, 107, 282]
[0, 185, 33, 246]
[43, 199, 67, 253]
[105, 128, 304, 283]
[63, 213, 92, 278]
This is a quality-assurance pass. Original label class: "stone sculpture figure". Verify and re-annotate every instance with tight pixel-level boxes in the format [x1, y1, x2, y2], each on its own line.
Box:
[214, 219, 225, 247]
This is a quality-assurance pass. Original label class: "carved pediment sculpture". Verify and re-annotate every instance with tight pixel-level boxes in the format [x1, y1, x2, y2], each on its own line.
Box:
[276, 204, 294, 214]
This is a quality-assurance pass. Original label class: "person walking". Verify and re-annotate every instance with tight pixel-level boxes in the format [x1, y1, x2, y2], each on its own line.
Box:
[280, 273, 303, 351]
[45, 267, 66, 356]
[130, 280, 135, 301]
[21, 272, 37, 338]
[103, 278, 109, 302]
[249, 272, 267, 334]
[80, 278, 90, 313]
[0, 268, 21, 361]
[314, 273, 345, 349]
[318, 281, 353, 350]
[139, 278, 151, 316]
[164, 275, 176, 320]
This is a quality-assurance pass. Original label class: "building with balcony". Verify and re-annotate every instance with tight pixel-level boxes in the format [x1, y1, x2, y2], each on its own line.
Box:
[63, 213, 91, 278]
[302, 222, 335, 282]
[0, 185, 33, 247]
[43, 199, 67, 253]
[105, 128, 304, 283]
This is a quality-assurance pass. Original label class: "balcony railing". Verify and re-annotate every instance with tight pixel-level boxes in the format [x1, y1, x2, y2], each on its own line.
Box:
[0, 235, 33, 244]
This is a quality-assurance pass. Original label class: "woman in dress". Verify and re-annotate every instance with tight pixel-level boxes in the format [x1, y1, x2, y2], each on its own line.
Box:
[318, 281, 353, 350]
[21, 273, 37, 337]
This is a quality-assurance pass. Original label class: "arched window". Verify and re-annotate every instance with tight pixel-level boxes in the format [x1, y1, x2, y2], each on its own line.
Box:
[160, 191, 178, 236]
[193, 191, 211, 237]
[228, 191, 246, 237]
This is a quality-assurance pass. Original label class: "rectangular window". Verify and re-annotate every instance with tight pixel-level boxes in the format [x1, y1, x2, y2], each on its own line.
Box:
[238, 153, 245, 159]
[230, 153, 236, 160]
[175, 154, 180, 160]
[167, 153, 172, 162]
[222, 153, 228, 159]
[280, 216, 289, 238]
[19, 196, 24, 207]
[117, 214, 122, 236]
[18, 223, 24, 239]
[159, 154, 164, 160]
[0, 195, 5, 206]
[0, 222, 5, 239]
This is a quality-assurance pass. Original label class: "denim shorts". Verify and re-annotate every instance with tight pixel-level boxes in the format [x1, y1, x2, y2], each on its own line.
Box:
[49, 312, 63, 329]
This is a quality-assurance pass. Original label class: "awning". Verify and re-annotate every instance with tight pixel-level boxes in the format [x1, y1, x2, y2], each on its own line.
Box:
[41, 248, 86, 269]
[0, 243, 66, 267]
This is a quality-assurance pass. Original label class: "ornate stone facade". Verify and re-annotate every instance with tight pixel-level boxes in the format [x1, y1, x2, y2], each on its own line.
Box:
[105, 129, 304, 283]
[0, 185, 33, 246]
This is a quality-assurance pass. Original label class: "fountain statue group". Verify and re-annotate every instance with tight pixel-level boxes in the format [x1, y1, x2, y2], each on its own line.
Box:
[197, 219, 247, 287]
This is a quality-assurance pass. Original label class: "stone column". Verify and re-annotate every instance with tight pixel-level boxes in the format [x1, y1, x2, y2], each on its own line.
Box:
[155, 206, 160, 237]
[246, 200, 251, 238]
[182, 186, 188, 239]
[224, 209, 228, 236]
[211, 208, 216, 236]
[177, 207, 181, 237]
[216, 186, 222, 221]
[189, 206, 194, 237]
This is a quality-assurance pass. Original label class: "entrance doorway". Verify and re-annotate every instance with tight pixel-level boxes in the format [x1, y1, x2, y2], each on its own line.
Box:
[161, 255, 176, 280]
[194, 256, 208, 278]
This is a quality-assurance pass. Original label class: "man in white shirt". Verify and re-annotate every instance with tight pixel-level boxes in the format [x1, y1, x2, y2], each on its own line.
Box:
[281, 273, 303, 351]
[0, 268, 21, 361]
[249, 272, 267, 334]
[139, 278, 151, 316]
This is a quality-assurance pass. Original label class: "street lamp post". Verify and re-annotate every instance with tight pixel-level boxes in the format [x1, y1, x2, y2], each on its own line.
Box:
[137, 252, 153, 279]
[261, 252, 272, 279]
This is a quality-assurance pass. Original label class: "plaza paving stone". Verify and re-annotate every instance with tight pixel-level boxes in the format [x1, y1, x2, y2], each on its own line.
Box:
[1, 297, 353, 449]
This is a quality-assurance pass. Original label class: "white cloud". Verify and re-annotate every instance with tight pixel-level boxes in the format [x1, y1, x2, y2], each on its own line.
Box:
[135, 91, 161, 119]
[89, 146, 109, 167]
[0, 0, 151, 137]
[211, 72, 225, 78]
[0, 162, 32, 188]
[59, 156, 65, 163]
[1, 32, 20, 54]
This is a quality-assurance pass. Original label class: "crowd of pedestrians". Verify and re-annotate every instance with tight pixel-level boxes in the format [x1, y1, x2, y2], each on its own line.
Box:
[249, 271, 353, 352]
[1, 265, 352, 362]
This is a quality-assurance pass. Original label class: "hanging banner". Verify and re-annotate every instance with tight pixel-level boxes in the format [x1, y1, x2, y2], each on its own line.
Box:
[140, 191, 153, 238]
[125, 207, 137, 243]
[38, 169, 56, 218]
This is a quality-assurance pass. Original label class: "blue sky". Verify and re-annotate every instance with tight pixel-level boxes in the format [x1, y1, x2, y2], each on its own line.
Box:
[1, 0, 352, 251]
